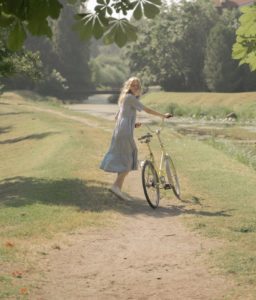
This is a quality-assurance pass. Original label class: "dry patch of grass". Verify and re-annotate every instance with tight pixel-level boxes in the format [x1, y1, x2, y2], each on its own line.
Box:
[0, 92, 121, 298]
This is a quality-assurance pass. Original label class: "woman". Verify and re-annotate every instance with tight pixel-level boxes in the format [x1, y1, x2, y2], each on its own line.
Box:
[100, 77, 171, 200]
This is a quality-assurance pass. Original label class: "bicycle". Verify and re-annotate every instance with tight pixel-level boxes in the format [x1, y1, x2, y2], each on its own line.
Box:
[138, 119, 180, 209]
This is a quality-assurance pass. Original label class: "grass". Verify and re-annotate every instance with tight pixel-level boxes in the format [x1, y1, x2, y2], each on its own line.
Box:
[157, 129, 256, 299]
[136, 118, 256, 298]
[168, 121, 256, 171]
[1, 91, 256, 299]
[206, 138, 256, 171]
[0, 92, 122, 298]
[142, 91, 256, 120]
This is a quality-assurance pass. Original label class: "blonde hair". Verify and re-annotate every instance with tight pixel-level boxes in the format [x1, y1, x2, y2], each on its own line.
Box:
[118, 77, 142, 106]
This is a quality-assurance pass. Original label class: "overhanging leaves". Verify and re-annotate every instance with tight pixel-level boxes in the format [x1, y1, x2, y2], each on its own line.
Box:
[7, 20, 26, 51]
[232, 4, 256, 71]
[0, 0, 162, 50]
[0, 13, 15, 27]
[132, 0, 161, 20]
[104, 18, 137, 47]
[73, 13, 107, 40]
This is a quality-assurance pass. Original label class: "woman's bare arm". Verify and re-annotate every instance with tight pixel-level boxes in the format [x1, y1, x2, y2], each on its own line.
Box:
[143, 106, 172, 118]
[115, 111, 119, 121]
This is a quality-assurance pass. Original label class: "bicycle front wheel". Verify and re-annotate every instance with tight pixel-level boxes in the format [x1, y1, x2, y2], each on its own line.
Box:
[142, 160, 160, 209]
[165, 155, 181, 199]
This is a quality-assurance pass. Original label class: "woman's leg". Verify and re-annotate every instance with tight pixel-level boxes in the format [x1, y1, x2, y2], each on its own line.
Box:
[113, 171, 129, 190]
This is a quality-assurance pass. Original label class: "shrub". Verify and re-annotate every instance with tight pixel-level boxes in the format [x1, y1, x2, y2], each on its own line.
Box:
[107, 94, 119, 104]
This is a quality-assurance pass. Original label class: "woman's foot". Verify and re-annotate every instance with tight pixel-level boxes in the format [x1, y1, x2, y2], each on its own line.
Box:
[109, 185, 131, 201]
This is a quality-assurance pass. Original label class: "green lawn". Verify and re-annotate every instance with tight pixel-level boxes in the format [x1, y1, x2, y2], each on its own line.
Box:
[150, 127, 256, 299]
[1, 91, 256, 299]
[0, 92, 121, 299]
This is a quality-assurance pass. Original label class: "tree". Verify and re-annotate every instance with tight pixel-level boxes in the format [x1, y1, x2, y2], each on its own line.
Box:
[52, 2, 92, 96]
[126, 0, 218, 91]
[0, 0, 162, 51]
[2, 2, 92, 98]
[232, 4, 256, 71]
[207, 7, 256, 91]
[0, 29, 43, 90]
[90, 53, 129, 88]
[204, 11, 242, 92]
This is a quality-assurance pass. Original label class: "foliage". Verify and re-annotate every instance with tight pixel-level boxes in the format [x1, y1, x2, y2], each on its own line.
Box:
[51, 3, 92, 97]
[204, 18, 241, 92]
[126, 1, 256, 92]
[6, 51, 43, 80]
[107, 93, 119, 103]
[90, 54, 129, 88]
[232, 4, 256, 71]
[3, 3, 92, 98]
[36, 69, 69, 96]
[204, 9, 256, 92]
[0, 34, 44, 90]
[126, 0, 218, 91]
[0, 0, 162, 50]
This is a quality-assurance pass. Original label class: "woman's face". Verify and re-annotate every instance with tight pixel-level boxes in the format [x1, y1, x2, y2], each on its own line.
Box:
[130, 80, 140, 96]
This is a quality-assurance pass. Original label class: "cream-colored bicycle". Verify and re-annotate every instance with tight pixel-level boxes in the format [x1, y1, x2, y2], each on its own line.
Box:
[138, 119, 180, 209]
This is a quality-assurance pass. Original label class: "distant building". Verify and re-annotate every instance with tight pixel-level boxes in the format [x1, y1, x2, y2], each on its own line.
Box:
[213, 0, 254, 11]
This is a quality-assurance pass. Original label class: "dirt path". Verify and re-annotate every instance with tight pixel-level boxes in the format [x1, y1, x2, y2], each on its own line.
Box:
[31, 173, 233, 300]
[27, 103, 234, 299]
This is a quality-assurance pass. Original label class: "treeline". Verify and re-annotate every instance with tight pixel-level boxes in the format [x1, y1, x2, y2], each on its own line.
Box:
[0, 3, 128, 99]
[1, 0, 256, 97]
[125, 0, 256, 92]
[1, 3, 91, 99]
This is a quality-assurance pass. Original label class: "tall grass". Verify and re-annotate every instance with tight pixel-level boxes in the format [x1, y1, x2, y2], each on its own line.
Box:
[142, 92, 256, 120]
[166, 102, 233, 119]
[206, 138, 256, 171]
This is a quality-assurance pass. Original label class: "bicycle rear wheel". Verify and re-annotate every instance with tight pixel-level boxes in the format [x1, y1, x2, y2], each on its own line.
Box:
[165, 155, 181, 199]
[142, 160, 160, 209]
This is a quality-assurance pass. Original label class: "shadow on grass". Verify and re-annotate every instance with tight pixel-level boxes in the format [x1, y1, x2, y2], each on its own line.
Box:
[0, 176, 232, 218]
[0, 126, 12, 135]
[0, 111, 33, 116]
[0, 132, 60, 144]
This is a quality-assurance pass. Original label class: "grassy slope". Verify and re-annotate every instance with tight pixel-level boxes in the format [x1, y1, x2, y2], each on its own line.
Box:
[1, 91, 256, 299]
[0, 93, 120, 298]
[137, 123, 256, 299]
[142, 91, 256, 119]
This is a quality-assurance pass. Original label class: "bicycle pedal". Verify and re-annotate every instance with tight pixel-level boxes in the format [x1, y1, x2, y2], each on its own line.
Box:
[164, 183, 172, 190]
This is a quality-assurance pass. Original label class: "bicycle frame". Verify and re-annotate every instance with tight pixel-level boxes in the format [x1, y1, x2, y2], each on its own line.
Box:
[143, 121, 169, 185]
[139, 119, 181, 204]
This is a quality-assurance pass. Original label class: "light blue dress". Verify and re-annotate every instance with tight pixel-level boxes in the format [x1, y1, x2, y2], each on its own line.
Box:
[100, 93, 145, 173]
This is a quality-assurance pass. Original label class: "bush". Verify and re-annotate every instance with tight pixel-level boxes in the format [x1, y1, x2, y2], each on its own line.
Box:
[166, 102, 235, 119]
[36, 69, 68, 97]
[107, 94, 119, 104]
[167, 103, 188, 116]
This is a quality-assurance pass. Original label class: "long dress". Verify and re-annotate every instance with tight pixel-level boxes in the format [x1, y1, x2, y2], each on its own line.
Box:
[100, 93, 145, 173]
